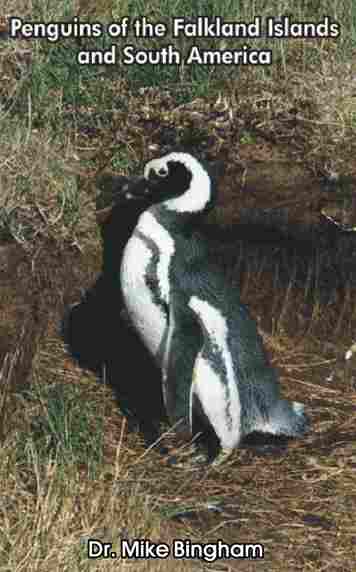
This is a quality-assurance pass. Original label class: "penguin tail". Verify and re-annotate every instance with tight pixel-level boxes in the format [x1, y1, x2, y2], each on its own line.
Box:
[263, 399, 310, 438]
[291, 401, 310, 436]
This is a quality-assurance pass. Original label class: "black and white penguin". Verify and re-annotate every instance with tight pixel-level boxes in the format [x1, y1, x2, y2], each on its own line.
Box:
[120, 152, 309, 465]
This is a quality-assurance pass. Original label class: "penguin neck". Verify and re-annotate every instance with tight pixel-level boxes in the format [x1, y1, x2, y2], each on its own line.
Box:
[147, 203, 205, 237]
[101, 201, 148, 275]
[135, 207, 207, 273]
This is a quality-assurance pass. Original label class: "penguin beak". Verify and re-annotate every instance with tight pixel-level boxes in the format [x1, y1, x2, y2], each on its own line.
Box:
[96, 174, 150, 205]
[119, 174, 168, 203]
[96, 175, 151, 224]
[119, 176, 150, 201]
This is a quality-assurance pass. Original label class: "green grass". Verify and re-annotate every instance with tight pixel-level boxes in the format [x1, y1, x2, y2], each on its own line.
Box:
[2, 0, 356, 244]
[2, 0, 356, 127]
[110, 0, 356, 87]
[17, 382, 104, 479]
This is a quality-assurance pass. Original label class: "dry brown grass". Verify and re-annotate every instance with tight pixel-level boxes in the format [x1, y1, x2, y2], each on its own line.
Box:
[1, 324, 354, 571]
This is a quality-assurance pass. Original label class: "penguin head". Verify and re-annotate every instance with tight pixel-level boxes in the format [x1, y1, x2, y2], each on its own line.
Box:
[96, 153, 224, 224]
[142, 152, 223, 215]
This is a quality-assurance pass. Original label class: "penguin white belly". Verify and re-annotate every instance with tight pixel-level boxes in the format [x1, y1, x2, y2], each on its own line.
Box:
[120, 235, 167, 359]
[189, 296, 242, 450]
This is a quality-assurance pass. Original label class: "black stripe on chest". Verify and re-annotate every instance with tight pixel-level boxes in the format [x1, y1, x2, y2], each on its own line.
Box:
[135, 229, 169, 317]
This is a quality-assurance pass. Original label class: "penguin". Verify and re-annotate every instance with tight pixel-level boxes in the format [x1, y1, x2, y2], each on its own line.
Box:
[120, 152, 309, 465]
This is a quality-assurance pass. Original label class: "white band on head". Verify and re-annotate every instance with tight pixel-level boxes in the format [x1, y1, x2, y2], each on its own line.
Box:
[144, 152, 212, 214]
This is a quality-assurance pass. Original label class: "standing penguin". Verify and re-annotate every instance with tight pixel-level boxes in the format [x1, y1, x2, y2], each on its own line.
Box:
[120, 152, 309, 465]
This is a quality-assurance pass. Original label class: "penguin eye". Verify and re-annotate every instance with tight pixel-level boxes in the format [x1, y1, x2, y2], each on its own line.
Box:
[146, 165, 169, 184]
[157, 166, 168, 177]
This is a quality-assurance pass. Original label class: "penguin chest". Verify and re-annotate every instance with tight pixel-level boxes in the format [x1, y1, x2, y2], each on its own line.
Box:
[120, 234, 167, 358]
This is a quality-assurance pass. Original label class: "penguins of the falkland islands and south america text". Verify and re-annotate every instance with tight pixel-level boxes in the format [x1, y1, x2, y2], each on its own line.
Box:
[120, 152, 309, 467]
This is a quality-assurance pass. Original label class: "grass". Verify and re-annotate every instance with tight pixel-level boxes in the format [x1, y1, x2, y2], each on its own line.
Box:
[0, 0, 356, 570]
[0, 121, 96, 250]
[17, 381, 105, 478]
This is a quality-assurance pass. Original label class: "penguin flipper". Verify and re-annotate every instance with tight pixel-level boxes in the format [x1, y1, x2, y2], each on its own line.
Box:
[161, 302, 203, 437]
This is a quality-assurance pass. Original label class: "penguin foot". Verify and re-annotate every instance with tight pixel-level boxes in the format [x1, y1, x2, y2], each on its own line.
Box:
[211, 447, 233, 468]
[167, 443, 208, 470]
